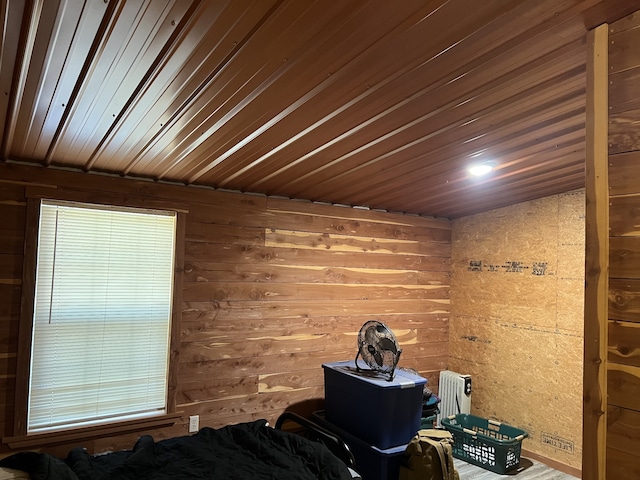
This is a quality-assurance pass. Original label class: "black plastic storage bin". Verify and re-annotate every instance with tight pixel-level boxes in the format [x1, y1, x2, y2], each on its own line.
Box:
[313, 410, 407, 480]
[441, 413, 528, 474]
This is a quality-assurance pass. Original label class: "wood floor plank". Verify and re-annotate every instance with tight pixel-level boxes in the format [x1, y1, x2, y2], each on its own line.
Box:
[453, 458, 579, 479]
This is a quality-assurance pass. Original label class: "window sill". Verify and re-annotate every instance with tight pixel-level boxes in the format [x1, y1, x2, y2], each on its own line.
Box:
[3, 413, 181, 449]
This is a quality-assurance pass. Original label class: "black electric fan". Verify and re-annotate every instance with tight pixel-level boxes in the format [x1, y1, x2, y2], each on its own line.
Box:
[354, 320, 402, 381]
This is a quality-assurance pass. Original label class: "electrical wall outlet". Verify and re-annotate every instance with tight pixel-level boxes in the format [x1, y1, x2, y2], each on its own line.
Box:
[188, 415, 199, 433]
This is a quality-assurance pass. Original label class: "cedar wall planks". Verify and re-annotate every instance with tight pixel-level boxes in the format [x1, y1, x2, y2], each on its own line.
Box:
[0, 162, 450, 455]
[607, 11, 640, 479]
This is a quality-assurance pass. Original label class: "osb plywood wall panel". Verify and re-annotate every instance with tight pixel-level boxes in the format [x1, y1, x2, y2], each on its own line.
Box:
[0, 162, 451, 455]
[607, 11, 640, 479]
[449, 190, 584, 470]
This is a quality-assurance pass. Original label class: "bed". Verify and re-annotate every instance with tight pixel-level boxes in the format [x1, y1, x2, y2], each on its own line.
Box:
[0, 413, 360, 480]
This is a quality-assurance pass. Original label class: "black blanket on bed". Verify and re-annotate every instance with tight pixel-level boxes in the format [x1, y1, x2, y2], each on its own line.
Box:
[0, 420, 352, 480]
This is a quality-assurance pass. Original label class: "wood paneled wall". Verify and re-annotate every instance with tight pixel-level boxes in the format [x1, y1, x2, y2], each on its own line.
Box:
[0, 162, 450, 455]
[450, 190, 585, 475]
[606, 11, 640, 479]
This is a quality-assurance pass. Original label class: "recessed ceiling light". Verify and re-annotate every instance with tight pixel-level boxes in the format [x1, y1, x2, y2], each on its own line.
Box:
[468, 162, 495, 177]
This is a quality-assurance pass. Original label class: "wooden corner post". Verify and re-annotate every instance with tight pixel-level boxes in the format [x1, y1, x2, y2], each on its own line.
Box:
[583, 23, 609, 480]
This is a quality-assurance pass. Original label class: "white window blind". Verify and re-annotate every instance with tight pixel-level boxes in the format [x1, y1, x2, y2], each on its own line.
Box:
[28, 200, 176, 433]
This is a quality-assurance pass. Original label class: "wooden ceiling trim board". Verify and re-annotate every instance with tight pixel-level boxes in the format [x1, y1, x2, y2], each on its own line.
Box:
[94, 0, 279, 174]
[174, 0, 455, 184]
[255, 38, 587, 197]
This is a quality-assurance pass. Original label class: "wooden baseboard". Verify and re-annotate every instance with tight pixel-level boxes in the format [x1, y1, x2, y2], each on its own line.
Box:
[521, 449, 582, 478]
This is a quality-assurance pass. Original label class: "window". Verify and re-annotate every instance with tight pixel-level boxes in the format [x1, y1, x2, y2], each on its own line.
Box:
[27, 199, 177, 434]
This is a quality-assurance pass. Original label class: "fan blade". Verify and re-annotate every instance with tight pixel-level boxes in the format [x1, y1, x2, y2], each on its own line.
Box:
[364, 326, 378, 343]
[373, 350, 383, 366]
[378, 337, 398, 354]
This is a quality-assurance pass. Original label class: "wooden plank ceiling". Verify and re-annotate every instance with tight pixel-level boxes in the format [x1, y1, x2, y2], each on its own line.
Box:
[1, 0, 638, 219]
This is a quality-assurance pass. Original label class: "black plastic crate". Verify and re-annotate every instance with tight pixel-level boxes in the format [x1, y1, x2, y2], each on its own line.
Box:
[441, 414, 528, 474]
[312, 410, 407, 480]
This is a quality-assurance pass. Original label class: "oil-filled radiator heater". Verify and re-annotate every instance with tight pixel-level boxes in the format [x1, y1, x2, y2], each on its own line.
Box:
[436, 370, 472, 426]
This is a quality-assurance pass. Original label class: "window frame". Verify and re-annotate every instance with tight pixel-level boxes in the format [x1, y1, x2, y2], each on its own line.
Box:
[8, 188, 185, 447]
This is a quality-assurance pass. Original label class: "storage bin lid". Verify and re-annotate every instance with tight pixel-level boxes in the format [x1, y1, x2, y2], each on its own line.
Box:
[323, 360, 426, 389]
